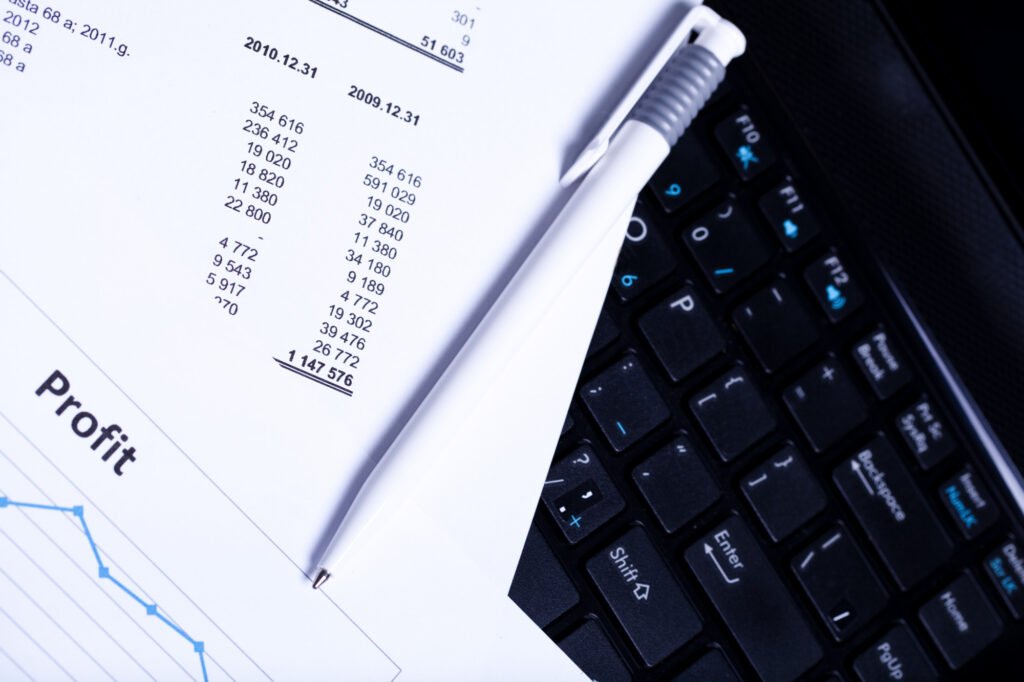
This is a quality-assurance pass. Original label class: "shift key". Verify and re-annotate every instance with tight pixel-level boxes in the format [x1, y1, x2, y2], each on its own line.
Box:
[685, 516, 822, 681]
[588, 527, 702, 666]
[834, 437, 952, 590]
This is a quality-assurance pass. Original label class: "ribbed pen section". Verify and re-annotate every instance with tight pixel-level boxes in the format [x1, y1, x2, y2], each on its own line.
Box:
[631, 45, 725, 148]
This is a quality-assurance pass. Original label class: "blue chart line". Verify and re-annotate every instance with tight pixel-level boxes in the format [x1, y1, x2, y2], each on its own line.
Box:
[0, 496, 209, 681]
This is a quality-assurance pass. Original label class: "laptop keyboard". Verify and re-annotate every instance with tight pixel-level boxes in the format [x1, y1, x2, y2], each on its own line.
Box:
[509, 59, 1023, 681]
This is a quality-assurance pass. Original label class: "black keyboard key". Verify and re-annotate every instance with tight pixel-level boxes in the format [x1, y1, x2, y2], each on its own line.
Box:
[650, 133, 721, 213]
[733, 280, 818, 372]
[640, 286, 725, 382]
[683, 200, 773, 293]
[783, 357, 869, 452]
[685, 516, 822, 681]
[558, 621, 631, 682]
[939, 467, 999, 539]
[853, 624, 937, 682]
[792, 525, 888, 640]
[984, 539, 1024, 619]
[758, 179, 821, 251]
[805, 251, 864, 322]
[918, 573, 1003, 669]
[509, 526, 579, 628]
[611, 209, 675, 302]
[633, 436, 719, 533]
[587, 309, 618, 358]
[691, 367, 775, 461]
[714, 109, 777, 180]
[896, 397, 955, 469]
[833, 437, 952, 589]
[853, 329, 912, 399]
[671, 649, 740, 682]
[741, 446, 826, 541]
[582, 355, 669, 452]
[588, 527, 702, 666]
[541, 445, 624, 543]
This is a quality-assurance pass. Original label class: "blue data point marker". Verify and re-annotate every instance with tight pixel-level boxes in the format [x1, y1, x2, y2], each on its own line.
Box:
[9, 496, 209, 681]
[620, 274, 638, 288]
[665, 183, 682, 197]
[783, 219, 799, 239]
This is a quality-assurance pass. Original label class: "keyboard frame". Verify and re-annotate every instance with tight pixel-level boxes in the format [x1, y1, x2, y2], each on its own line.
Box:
[513, 53, 1024, 681]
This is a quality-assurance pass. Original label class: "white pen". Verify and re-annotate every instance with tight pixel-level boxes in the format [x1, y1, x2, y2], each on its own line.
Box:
[312, 7, 745, 589]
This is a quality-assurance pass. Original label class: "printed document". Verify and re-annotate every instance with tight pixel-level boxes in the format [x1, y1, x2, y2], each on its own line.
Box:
[1, 0, 679, 678]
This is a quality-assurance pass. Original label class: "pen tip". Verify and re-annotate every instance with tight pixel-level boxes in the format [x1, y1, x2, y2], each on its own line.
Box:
[313, 569, 331, 590]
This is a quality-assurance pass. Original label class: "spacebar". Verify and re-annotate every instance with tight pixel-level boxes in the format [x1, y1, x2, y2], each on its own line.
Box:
[685, 516, 822, 681]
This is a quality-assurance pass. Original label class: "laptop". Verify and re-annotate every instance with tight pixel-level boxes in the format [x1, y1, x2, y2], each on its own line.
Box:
[509, 1, 1024, 679]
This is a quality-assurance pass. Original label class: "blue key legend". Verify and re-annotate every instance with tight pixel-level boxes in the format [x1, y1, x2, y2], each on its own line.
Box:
[805, 252, 863, 322]
[736, 144, 759, 171]
[985, 540, 1024, 618]
[826, 284, 846, 310]
[939, 468, 997, 539]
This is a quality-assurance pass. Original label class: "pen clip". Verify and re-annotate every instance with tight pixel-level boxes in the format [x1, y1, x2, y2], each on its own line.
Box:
[560, 5, 725, 187]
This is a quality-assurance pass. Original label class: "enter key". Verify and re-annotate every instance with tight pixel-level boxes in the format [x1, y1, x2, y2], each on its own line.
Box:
[685, 516, 822, 681]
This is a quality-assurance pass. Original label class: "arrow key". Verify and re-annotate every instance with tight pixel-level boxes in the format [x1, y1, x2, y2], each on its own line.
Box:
[587, 527, 702, 666]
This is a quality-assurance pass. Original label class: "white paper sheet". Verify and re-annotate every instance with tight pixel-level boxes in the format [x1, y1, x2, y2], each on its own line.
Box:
[1, 0, 682, 678]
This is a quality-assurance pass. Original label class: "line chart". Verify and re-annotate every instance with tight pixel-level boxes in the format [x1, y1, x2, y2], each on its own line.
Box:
[0, 496, 209, 682]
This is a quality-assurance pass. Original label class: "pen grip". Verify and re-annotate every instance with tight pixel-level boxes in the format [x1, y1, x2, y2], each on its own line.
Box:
[631, 44, 725, 148]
